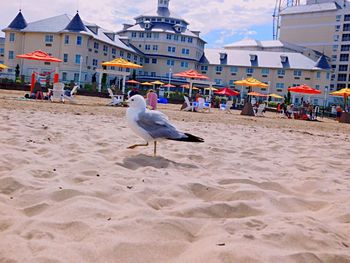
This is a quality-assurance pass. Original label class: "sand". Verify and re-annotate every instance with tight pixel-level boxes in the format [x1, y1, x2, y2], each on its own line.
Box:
[0, 90, 349, 263]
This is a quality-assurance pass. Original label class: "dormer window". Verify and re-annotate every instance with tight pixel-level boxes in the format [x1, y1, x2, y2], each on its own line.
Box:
[144, 21, 152, 29]
[280, 55, 288, 63]
[249, 54, 257, 61]
[174, 24, 182, 33]
[220, 53, 227, 60]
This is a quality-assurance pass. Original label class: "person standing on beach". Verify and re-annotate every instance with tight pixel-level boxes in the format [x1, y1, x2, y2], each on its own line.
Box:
[146, 89, 158, 110]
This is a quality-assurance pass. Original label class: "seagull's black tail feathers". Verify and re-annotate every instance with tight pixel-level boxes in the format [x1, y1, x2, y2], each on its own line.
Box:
[168, 133, 204, 143]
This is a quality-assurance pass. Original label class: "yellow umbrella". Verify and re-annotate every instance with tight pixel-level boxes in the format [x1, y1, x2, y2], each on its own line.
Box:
[268, 93, 283, 99]
[0, 63, 8, 70]
[151, 80, 164, 85]
[330, 88, 350, 109]
[234, 77, 268, 88]
[141, 82, 153, 86]
[205, 87, 218, 91]
[101, 58, 142, 68]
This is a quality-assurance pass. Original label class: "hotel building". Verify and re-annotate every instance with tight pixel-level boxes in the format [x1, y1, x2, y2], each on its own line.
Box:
[1, 0, 331, 104]
[279, 0, 350, 90]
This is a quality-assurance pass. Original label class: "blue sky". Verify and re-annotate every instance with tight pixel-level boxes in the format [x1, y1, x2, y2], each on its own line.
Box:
[0, 0, 281, 46]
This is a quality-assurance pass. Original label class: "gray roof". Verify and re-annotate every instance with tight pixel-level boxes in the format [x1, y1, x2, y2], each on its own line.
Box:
[120, 23, 199, 38]
[4, 14, 135, 53]
[280, 2, 339, 15]
[202, 48, 323, 70]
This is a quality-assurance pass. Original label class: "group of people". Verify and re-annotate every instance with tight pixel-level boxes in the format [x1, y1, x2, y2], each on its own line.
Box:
[277, 101, 319, 120]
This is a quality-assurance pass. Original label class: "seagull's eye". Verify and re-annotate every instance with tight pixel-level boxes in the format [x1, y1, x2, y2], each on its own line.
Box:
[131, 99, 134, 101]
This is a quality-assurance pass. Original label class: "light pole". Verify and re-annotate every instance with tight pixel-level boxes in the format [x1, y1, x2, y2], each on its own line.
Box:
[168, 67, 172, 92]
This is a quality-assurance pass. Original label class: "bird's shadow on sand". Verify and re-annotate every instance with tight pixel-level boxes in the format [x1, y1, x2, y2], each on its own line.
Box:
[117, 154, 198, 170]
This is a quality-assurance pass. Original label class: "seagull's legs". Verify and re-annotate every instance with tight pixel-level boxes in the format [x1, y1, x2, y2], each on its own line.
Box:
[127, 142, 149, 149]
[153, 141, 157, 157]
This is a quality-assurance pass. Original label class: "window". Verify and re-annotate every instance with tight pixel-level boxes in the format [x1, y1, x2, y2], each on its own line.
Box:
[332, 55, 337, 62]
[201, 65, 208, 71]
[76, 35, 82, 45]
[326, 72, 330, 80]
[0, 48, 4, 55]
[146, 33, 152, 38]
[339, 65, 348, 71]
[229, 80, 236, 86]
[63, 53, 68, 63]
[334, 35, 339, 41]
[294, 70, 302, 76]
[151, 72, 156, 77]
[145, 58, 150, 64]
[64, 35, 69, 44]
[174, 35, 179, 41]
[152, 45, 158, 51]
[246, 68, 254, 74]
[8, 51, 14, 59]
[261, 68, 269, 75]
[168, 46, 176, 52]
[315, 85, 320, 90]
[345, 14, 350, 21]
[74, 73, 79, 82]
[75, 54, 81, 64]
[92, 59, 98, 66]
[9, 33, 15, 42]
[181, 36, 186, 42]
[216, 66, 223, 72]
[180, 61, 189, 68]
[277, 69, 285, 76]
[131, 32, 137, 38]
[333, 45, 338, 51]
[188, 37, 193, 43]
[151, 58, 157, 64]
[344, 24, 350, 31]
[338, 73, 347, 81]
[120, 50, 124, 57]
[182, 48, 190, 55]
[342, 34, 350, 41]
[340, 54, 349, 61]
[127, 53, 131, 59]
[336, 25, 341, 32]
[139, 32, 144, 38]
[341, 44, 350, 51]
[214, 79, 221, 85]
[336, 15, 342, 22]
[94, 42, 99, 49]
[112, 48, 116, 55]
[276, 83, 284, 89]
[166, 59, 175, 66]
[145, 45, 151, 50]
[230, 67, 238, 73]
[62, 72, 67, 81]
[45, 35, 54, 43]
[103, 45, 108, 52]
[316, 71, 322, 78]
[153, 33, 159, 39]
[166, 34, 172, 40]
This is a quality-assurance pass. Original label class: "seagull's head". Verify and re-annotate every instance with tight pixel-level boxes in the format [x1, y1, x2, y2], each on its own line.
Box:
[128, 95, 146, 109]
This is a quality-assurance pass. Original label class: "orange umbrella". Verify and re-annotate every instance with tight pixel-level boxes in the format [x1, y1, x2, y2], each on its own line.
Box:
[16, 50, 62, 92]
[162, 83, 176, 88]
[16, 50, 62, 62]
[247, 91, 267, 97]
[288, 85, 321, 95]
[126, 79, 140, 84]
[102, 58, 142, 68]
[234, 77, 268, 88]
[173, 70, 209, 97]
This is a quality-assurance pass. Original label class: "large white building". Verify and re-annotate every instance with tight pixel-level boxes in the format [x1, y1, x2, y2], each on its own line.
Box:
[279, 0, 350, 90]
[1, 0, 331, 104]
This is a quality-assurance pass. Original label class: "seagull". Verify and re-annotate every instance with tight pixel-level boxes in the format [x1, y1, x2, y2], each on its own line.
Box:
[126, 95, 204, 156]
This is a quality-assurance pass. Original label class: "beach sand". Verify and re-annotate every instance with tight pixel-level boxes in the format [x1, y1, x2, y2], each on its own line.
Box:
[0, 90, 349, 263]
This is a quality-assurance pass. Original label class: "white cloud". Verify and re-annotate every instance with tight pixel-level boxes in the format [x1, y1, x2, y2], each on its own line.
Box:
[0, 0, 276, 40]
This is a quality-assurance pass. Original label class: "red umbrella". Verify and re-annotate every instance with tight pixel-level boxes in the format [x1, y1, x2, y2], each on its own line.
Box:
[288, 84, 321, 94]
[16, 50, 62, 62]
[215, 87, 240, 96]
[17, 50, 62, 92]
[126, 79, 140, 84]
[173, 69, 209, 80]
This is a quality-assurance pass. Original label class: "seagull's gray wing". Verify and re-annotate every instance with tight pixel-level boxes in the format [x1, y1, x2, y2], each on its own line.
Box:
[136, 110, 184, 140]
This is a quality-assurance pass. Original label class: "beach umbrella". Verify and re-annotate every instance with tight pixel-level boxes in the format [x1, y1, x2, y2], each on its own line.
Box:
[247, 91, 267, 97]
[173, 69, 209, 97]
[162, 83, 176, 88]
[330, 88, 350, 110]
[151, 80, 165, 85]
[126, 79, 140, 84]
[102, 58, 142, 68]
[141, 82, 153, 86]
[16, 50, 62, 92]
[234, 77, 268, 88]
[205, 87, 217, 91]
[0, 63, 8, 70]
[288, 84, 321, 95]
[268, 93, 284, 99]
[215, 87, 240, 96]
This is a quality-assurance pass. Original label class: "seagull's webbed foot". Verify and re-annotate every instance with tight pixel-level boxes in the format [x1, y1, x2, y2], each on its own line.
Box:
[153, 141, 157, 157]
[127, 142, 149, 149]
